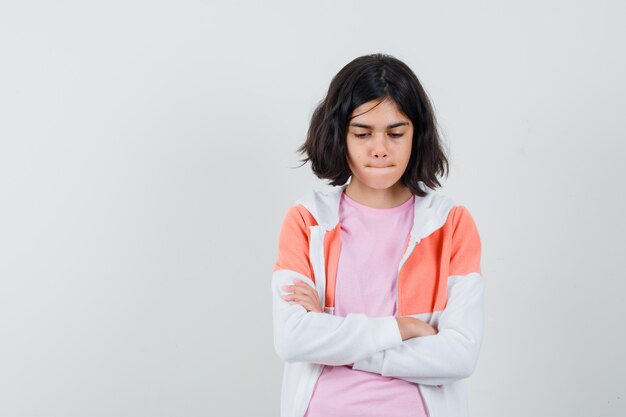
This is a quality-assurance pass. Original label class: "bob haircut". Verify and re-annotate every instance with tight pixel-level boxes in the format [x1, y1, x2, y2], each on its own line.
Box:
[296, 53, 449, 197]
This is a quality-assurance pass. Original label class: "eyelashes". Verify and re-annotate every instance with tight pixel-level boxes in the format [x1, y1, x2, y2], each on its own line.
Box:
[353, 133, 404, 138]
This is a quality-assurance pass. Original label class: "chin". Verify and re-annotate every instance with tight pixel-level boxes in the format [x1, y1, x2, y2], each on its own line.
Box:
[358, 176, 402, 190]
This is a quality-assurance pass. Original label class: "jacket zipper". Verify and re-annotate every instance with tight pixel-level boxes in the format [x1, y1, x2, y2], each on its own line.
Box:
[309, 225, 327, 312]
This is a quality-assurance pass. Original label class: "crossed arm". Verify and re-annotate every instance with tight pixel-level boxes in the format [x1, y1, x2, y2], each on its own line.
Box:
[272, 269, 484, 387]
[282, 277, 439, 354]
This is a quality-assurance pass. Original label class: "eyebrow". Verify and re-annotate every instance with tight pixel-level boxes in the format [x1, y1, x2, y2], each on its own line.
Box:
[348, 122, 410, 129]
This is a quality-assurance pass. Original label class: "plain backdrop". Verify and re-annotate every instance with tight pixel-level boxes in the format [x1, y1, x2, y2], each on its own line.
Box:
[1, 1, 625, 416]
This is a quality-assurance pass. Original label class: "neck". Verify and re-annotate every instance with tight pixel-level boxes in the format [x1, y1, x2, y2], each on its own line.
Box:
[344, 180, 413, 209]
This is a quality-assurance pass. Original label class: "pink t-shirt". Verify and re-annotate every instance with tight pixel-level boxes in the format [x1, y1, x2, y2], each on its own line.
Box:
[304, 191, 428, 417]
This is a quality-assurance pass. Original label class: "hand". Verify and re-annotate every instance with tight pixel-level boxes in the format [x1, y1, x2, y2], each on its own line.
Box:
[282, 279, 323, 313]
[395, 317, 438, 340]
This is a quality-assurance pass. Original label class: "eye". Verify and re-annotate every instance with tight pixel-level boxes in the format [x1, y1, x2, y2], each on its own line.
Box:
[353, 133, 369, 138]
[389, 133, 404, 138]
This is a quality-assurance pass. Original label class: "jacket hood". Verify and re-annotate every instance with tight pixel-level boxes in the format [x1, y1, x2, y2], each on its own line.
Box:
[294, 179, 455, 244]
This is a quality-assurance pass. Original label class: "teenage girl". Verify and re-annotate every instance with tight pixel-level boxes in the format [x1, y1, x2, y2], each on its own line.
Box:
[272, 53, 484, 417]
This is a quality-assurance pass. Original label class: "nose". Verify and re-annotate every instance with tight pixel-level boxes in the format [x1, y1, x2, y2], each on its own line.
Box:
[371, 134, 388, 159]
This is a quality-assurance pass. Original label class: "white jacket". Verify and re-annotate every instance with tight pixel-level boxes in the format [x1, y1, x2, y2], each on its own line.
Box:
[271, 181, 484, 417]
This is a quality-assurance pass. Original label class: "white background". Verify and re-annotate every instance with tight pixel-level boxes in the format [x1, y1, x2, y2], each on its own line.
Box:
[1, 1, 625, 416]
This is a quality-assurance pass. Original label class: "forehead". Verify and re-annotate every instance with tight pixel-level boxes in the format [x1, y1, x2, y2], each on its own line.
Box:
[350, 98, 409, 123]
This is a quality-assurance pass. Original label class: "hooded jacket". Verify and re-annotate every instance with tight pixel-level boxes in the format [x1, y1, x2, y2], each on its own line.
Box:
[271, 180, 484, 417]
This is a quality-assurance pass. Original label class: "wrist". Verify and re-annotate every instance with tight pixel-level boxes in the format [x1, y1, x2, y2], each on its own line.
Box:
[395, 317, 410, 340]
[414, 319, 437, 337]
[396, 317, 437, 339]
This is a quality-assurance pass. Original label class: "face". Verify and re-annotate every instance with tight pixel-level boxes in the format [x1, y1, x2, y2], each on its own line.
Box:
[345, 97, 413, 192]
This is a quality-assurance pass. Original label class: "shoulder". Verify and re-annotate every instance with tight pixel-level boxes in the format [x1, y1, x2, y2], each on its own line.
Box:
[448, 205, 482, 252]
[281, 201, 319, 231]
[443, 205, 481, 242]
[448, 205, 478, 227]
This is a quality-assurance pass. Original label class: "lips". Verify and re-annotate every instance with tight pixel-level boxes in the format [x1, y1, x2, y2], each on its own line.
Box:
[368, 165, 393, 168]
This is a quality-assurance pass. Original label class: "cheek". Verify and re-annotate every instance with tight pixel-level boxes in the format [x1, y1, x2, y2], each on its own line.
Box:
[345, 146, 356, 168]
[346, 142, 362, 161]
[399, 145, 412, 167]
[403, 138, 413, 159]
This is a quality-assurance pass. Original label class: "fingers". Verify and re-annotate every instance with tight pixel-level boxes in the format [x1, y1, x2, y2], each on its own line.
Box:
[282, 280, 316, 303]
[281, 279, 321, 312]
[281, 279, 313, 297]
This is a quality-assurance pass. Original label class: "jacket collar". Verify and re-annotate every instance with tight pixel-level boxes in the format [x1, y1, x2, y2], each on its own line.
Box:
[295, 179, 455, 244]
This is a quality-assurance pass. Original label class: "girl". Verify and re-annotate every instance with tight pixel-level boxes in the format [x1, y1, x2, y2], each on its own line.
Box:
[272, 53, 484, 417]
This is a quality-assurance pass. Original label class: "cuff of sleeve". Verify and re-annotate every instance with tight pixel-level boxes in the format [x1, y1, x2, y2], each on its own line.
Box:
[352, 350, 385, 374]
[370, 316, 403, 350]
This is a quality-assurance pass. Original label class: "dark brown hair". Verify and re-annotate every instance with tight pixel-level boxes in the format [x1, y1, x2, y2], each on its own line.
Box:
[296, 53, 449, 197]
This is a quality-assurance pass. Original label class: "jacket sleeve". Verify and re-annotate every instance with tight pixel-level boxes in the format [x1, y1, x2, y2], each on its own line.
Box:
[351, 206, 484, 386]
[272, 205, 403, 365]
